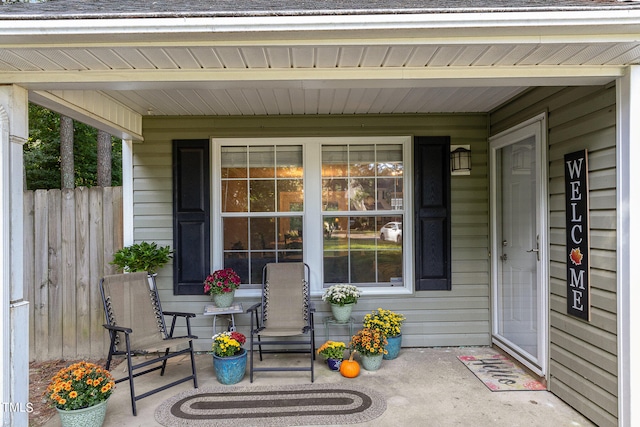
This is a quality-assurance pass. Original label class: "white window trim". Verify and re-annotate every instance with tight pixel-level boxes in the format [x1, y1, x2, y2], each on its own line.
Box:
[211, 136, 413, 298]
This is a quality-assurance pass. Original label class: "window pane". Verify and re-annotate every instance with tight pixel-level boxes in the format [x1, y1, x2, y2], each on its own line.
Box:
[251, 252, 275, 284]
[221, 146, 247, 179]
[250, 217, 276, 250]
[322, 146, 348, 177]
[350, 251, 376, 283]
[349, 178, 375, 211]
[278, 250, 303, 262]
[249, 180, 275, 212]
[322, 178, 348, 210]
[223, 217, 248, 251]
[350, 216, 377, 248]
[378, 177, 403, 210]
[377, 144, 403, 172]
[276, 146, 303, 178]
[277, 179, 303, 212]
[378, 249, 403, 283]
[249, 146, 274, 178]
[378, 217, 403, 244]
[323, 216, 348, 245]
[350, 144, 375, 177]
[279, 217, 303, 250]
[221, 180, 248, 212]
[224, 256, 249, 284]
[324, 250, 348, 283]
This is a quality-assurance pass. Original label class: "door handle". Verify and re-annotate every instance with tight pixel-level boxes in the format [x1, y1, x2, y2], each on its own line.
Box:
[527, 235, 540, 261]
[500, 253, 508, 261]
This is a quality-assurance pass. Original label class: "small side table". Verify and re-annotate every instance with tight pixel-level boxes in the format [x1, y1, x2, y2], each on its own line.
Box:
[203, 303, 243, 335]
[324, 316, 355, 341]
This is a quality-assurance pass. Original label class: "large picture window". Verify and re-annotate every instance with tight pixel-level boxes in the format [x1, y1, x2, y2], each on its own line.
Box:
[212, 137, 411, 294]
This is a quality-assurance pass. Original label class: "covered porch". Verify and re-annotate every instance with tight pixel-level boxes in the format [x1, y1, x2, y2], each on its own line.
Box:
[2, 2, 640, 427]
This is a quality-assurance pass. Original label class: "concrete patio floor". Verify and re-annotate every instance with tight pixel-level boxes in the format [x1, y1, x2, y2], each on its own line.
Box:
[42, 347, 595, 427]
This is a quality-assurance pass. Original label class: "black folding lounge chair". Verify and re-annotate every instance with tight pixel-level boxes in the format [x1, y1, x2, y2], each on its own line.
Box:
[99, 272, 198, 415]
[246, 262, 315, 382]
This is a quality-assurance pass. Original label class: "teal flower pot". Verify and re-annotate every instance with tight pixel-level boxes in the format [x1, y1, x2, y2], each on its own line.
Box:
[384, 334, 402, 360]
[213, 348, 247, 384]
[56, 398, 109, 427]
[360, 353, 384, 371]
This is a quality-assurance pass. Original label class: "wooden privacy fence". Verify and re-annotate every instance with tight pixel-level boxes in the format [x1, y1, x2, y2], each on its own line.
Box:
[24, 186, 123, 362]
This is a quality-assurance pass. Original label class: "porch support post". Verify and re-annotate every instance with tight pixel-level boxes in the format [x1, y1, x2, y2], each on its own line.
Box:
[617, 65, 640, 427]
[122, 139, 134, 246]
[0, 85, 29, 427]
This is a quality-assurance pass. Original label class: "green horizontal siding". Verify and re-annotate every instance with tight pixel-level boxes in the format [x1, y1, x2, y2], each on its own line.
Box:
[137, 113, 491, 351]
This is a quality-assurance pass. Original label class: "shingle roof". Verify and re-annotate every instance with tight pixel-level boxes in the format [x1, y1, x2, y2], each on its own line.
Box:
[2, 0, 640, 19]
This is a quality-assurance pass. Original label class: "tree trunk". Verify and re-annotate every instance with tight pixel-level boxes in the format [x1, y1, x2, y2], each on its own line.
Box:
[97, 130, 112, 187]
[60, 115, 74, 189]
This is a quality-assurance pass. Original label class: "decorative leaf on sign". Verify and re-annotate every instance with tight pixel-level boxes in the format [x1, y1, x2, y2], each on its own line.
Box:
[570, 248, 583, 266]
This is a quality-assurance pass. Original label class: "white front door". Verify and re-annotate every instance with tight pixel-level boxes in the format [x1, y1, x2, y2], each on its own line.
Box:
[490, 115, 548, 376]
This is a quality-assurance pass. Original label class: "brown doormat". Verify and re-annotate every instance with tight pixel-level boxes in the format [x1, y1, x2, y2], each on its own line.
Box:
[458, 354, 546, 391]
[155, 384, 386, 426]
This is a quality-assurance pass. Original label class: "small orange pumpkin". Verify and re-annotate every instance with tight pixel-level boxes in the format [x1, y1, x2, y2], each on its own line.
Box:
[340, 353, 360, 378]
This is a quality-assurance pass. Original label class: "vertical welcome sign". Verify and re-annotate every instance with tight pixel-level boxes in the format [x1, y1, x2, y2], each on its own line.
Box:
[564, 150, 590, 321]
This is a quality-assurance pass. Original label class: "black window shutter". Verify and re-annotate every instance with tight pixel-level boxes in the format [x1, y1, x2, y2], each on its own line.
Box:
[173, 140, 210, 295]
[414, 136, 451, 291]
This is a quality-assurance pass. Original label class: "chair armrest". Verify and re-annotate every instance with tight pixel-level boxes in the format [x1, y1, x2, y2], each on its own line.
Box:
[103, 324, 132, 334]
[163, 311, 196, 318]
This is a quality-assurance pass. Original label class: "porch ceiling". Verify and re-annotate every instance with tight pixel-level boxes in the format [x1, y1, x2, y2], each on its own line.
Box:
[1, 7, 640, 116]
[1, 42, 635, 117]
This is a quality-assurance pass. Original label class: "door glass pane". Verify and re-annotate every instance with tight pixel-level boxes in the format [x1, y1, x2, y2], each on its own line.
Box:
[497, 136, 538, 359]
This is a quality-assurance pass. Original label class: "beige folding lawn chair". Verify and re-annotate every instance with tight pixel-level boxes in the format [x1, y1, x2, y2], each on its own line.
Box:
[99, 272, 198, 415]
[246, 262, 315, 382]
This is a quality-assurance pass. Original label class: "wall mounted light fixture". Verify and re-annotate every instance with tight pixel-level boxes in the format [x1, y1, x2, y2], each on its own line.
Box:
[451, 145, 471, 175]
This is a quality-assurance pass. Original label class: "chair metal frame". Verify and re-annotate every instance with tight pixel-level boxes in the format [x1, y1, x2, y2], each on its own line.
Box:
[246, 262, 315, 382]
[99, 272, 198, 416]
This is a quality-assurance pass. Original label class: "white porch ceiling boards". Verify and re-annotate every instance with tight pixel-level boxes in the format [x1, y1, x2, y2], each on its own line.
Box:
[0, 41, 636, 116]
[1, 3, 640, 117]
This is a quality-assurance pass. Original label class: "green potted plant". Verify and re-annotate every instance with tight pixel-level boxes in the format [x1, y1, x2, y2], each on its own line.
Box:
[46, 361, 116, 427]
[317, 340, 347, 371]
[110, 241, 173, 275]
[363, 308, 406, 360]
[350, 327, 388, 371]
[321, 284, 361, 323]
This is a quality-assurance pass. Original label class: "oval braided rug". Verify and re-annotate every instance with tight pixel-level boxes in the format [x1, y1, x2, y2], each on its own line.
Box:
[155, 383, 387, 426]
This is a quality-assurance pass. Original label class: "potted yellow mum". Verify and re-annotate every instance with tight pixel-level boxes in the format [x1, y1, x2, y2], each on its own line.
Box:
[363, 308, 406, 360]
[317, 340, 347, 371]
